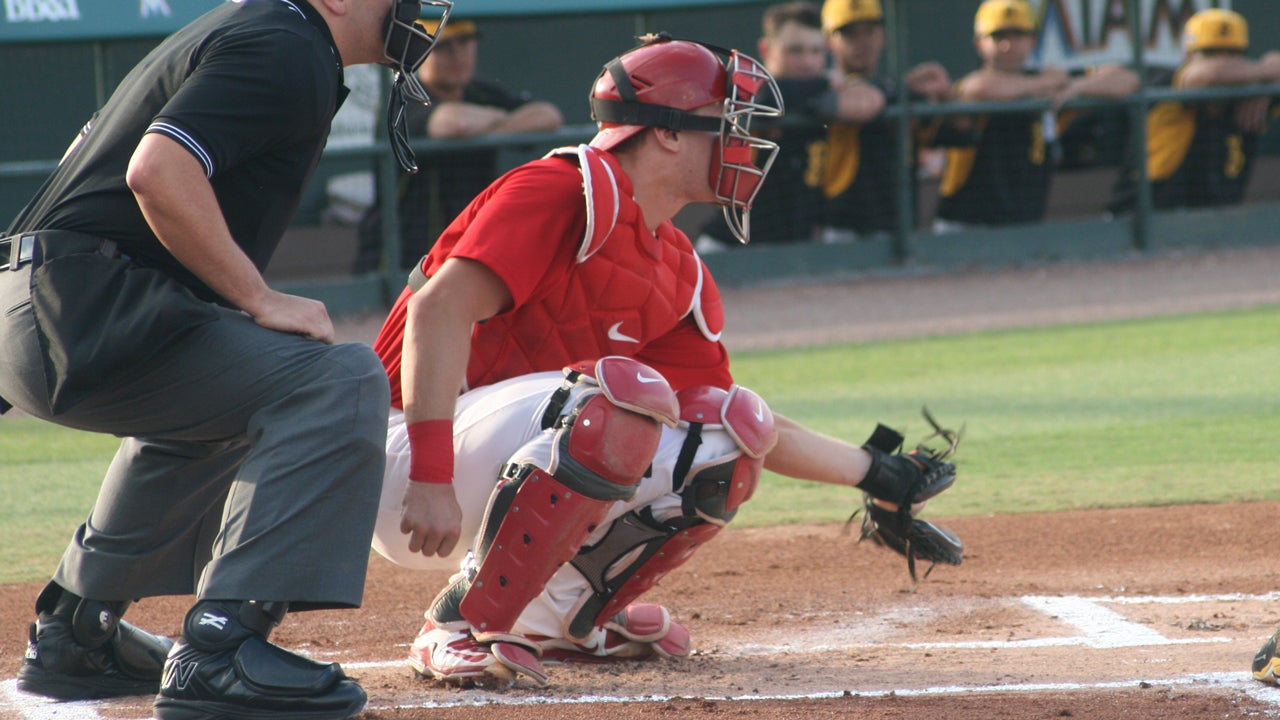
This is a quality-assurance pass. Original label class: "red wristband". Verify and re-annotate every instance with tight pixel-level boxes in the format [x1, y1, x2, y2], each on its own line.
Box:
[407, 419, 454, 484]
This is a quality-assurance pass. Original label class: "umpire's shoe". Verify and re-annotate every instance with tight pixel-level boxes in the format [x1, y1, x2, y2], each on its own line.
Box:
[17, 581, 173, 700]
[1253, 625, 1280, 684]
[153, 599, 366, 720]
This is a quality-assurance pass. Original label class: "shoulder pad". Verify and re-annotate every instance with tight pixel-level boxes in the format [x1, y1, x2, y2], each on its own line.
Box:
[546, 144, 620, 263]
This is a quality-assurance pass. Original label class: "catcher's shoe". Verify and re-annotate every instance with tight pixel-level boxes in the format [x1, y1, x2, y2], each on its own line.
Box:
[536, 603, 692, 665]
[1252, 627, 1280, 684]
[407, 619, 547, 689]
[16, 582, 173, 700]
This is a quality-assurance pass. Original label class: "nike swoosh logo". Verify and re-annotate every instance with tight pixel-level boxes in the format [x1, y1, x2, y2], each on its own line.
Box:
[754, 399, 765, 423]
[636, 373, 663, 384]
[607, 322, 640, 344]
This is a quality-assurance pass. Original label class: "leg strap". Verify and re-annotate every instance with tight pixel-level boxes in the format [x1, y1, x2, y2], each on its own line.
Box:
[566, 510, 720, 642]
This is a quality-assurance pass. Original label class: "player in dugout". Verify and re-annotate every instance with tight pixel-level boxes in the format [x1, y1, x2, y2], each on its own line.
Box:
[1109, 7, 1280, 214]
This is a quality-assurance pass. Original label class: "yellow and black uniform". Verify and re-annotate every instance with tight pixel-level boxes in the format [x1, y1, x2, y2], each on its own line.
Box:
[1108, 67, 1273, 213]
[934, 77, 1066, 226]
[820, 77, 912, 236]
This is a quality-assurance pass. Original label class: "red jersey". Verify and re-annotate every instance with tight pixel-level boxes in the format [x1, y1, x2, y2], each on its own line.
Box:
[374, 145, 731, 409]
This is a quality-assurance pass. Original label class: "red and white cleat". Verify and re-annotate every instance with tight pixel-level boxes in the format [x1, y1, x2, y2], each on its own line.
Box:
[536, 604, 692, 664]
[407, 619, 546, 689]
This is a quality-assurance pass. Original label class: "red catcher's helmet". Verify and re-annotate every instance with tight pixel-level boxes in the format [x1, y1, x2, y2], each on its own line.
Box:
[589, 35, 783, 244]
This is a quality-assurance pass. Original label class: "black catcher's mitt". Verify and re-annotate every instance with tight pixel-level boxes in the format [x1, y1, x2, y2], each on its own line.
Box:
[847, 408, 964, 583]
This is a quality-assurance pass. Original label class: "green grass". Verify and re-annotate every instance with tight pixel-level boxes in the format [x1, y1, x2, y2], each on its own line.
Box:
[0, 422, 119, 585]
[3, 305, 1278, 583]
[729, 305, 1280, 526]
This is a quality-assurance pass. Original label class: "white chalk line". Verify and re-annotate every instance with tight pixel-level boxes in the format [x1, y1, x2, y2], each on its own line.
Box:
[906, 594, 1223, 650]
[6, 592, 1280, 717]
[0, 680, 104, 720]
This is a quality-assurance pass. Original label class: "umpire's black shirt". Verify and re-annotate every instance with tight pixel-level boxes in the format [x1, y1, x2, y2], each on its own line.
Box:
[7, 0, 348, 305]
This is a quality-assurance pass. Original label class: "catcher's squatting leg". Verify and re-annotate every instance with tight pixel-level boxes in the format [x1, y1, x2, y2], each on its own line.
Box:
[554, 383, 777, 648]
[421, 357, 679, 680]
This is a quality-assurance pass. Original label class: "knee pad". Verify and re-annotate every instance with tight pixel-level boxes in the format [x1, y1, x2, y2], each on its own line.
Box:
[674, 384, 776, 525]
[562, 384, 777, 641]
[457, 358, 678, 636]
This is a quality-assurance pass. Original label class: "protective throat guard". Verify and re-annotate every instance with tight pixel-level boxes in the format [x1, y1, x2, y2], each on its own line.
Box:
[382, 0, 453, 172]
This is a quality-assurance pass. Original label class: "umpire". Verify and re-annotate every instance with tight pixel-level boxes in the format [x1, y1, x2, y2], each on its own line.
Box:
[0, 0, 451, 718]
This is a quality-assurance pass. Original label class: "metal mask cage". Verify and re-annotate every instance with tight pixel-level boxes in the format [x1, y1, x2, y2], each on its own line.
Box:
[383, 0, 453, 105]
[382, 0, 453, 173]
[714, 51, 783, 244]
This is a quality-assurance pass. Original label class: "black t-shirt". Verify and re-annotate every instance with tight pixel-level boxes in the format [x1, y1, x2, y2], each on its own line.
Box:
[934, 108, 1053, 226]
[9, 0, 346, 304]
[821, 77, 909, 236]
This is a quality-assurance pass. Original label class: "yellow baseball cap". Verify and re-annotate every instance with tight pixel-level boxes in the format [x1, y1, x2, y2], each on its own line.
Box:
[821, 0, 883, 34]
[974, 0, 1035, 37]
[1182, 8, 1248, 53]
[416, 18, 477, 40]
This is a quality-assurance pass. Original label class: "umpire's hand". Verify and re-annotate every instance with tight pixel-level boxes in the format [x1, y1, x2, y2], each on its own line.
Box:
[250, 290, 335, 344]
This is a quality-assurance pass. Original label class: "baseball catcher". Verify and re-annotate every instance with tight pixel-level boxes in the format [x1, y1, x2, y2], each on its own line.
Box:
[368, 33, 967, 690]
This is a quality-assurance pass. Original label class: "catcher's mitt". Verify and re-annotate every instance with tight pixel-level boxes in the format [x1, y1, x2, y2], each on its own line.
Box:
[846, 407, 964, 584]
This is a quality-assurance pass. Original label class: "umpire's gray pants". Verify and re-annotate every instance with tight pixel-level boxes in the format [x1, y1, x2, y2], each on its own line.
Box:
[0, 237, 390, 609]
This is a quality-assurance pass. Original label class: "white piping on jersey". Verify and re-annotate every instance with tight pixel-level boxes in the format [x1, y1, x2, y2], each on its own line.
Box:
[688, 252, 722, 343]
[147, 122, 215, 177]
[275, 0, 307, 17]
[598, 156, 621, 248]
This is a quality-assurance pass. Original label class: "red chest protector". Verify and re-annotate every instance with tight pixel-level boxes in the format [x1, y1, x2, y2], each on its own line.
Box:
[465, 145, 723, 390]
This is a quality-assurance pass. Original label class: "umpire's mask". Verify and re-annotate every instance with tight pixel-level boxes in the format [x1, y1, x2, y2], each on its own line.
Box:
[382, 0, 453, 173]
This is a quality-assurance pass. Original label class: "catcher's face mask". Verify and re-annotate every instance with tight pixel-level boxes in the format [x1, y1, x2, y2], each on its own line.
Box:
[589, 34, 783, 244]
[382, 0, 453, 172]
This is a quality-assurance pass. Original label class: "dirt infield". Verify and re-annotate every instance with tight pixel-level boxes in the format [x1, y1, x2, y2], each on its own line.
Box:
[5, 504, 1280, 718]
[4, 245, 1280, 719]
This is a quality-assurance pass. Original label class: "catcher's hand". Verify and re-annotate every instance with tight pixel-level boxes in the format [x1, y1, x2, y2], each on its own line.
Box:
[847, 407, 964, 583]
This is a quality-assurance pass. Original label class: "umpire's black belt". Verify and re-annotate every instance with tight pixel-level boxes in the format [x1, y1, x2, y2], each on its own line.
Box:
[1, 231, 124, 272]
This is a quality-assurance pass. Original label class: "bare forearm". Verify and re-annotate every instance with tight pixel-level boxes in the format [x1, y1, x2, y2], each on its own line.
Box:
[1180, 55, 1280, 88]
[833, 80, 887, 122]
[490, 101, 563, 135]
[402, 288, 474, 424]
[402, 258, 511, 424]
[762, 413, 872, 488]
[959, 69, 1067, 101]
[127, 133, 270, 314]
[1069, 65, 1139, 98]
